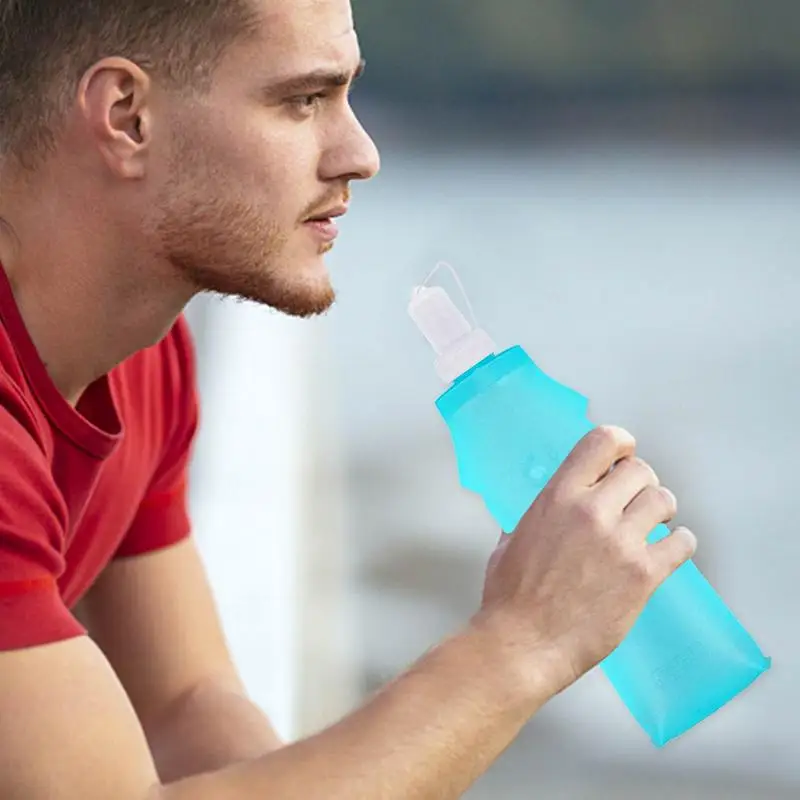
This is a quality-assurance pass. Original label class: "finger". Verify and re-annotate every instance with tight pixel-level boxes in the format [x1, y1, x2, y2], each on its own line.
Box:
[648, 526, 697, 585]
[595, 456, 659, 512]
[556, 425, 636, 488]
[624, 485, 678, 536]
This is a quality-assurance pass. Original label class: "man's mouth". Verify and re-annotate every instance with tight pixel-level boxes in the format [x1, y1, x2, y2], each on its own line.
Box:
[303, 204, 348, 243]
[305, 204, 348, 223]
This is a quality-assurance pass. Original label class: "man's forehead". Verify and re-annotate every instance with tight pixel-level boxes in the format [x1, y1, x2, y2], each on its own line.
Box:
[254, 0, 355, 43]
[244, 0, 358, 71]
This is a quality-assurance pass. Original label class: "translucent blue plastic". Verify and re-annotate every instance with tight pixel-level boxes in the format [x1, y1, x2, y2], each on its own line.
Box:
[436, 345, 770, 746]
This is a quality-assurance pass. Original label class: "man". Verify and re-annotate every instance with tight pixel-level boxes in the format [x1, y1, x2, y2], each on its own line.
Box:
[0, 0, 696, 797]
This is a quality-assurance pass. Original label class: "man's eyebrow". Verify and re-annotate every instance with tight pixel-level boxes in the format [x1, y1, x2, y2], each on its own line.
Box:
[266, 58, 366, 96]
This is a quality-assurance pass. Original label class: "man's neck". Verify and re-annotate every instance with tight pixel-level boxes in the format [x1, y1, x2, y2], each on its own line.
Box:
[0, 178, 196, 405]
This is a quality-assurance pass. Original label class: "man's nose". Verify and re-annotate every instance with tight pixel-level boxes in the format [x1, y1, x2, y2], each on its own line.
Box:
[321, 109, 381, 183]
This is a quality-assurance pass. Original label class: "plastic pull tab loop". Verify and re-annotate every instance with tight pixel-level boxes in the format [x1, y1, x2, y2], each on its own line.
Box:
[415, 261, 479, 330]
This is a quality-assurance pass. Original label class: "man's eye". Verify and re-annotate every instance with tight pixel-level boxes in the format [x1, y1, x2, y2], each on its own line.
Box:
[289, 92, 327, 112]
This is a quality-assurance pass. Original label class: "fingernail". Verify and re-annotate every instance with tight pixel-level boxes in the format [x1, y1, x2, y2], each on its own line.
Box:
[674, 526, 697, 551]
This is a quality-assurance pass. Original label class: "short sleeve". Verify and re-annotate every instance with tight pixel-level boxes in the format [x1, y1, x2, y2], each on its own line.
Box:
[114, 317, 199, 559]
[0, 396, 84, 651]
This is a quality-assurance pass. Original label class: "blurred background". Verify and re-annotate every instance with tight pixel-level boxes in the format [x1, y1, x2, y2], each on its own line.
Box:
[186, 2, 799, 797]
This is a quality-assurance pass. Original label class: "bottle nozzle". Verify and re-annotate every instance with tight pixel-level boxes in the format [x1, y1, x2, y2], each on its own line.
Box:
[408, 265, 496, 384]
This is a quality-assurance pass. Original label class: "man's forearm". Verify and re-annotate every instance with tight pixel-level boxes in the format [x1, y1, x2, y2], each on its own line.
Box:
[160, 620, 549, 800]
[146, 675, 283, 783]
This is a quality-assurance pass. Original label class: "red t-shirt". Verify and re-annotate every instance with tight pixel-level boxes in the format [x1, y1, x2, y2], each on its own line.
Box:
[0, 265, 198, 651]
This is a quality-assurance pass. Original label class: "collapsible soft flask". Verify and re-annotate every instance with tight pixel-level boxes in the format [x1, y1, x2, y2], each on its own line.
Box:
[408, 264, 770, 746]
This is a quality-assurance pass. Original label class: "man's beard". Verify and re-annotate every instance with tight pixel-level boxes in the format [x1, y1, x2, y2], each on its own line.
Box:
[154, 191, 336, 318]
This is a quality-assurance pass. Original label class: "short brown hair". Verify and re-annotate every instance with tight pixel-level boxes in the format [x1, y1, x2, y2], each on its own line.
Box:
[0, 1, 259, 167]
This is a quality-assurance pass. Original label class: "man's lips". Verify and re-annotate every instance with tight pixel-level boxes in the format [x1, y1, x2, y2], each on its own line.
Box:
[303, 205, 348, 242]
[305, 204, 348, 222]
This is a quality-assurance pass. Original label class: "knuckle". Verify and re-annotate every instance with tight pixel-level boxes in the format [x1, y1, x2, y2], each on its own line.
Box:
[592, 424, 616, 441]
[633, 457, 659, 485]
[657, 485, 678, 516]
[593, 425, 635, 449]
[574, 496, 610, 532]
[544, 479, 571, 508]
[615, 456, 656, 486]
[640, 484, 676, 516]
[584, 426, 610, 451]
[626, 553, 653, 585]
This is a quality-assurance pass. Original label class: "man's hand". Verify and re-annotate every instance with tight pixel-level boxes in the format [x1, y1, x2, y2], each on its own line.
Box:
[478, 425, 697, 696]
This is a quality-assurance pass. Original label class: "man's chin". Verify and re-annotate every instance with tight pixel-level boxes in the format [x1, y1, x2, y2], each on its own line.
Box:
[179, 247, 336, 316]
[237, 273, 335, 318]
[276, 286, 336, 318]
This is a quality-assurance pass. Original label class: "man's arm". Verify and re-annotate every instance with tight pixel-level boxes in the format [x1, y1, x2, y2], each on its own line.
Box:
[75, 538, 282, 782]
[0, 621, 540, 800]
[0, 426, 695, 799]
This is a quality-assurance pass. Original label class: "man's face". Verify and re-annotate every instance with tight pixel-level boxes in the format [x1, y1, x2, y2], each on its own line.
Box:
[148, 0, 379, 317]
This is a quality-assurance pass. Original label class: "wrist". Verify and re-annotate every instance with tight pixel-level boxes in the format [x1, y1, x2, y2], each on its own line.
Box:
[463, 609, 569, 709]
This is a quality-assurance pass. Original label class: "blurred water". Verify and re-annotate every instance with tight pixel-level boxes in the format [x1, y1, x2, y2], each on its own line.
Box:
[321, 140, 800, 795]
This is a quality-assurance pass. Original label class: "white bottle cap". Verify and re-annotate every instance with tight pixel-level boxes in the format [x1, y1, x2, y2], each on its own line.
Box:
[408, 283, 496, 384]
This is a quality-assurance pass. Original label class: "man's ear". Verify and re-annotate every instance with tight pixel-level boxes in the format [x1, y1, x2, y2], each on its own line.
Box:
[76, 57, 154, 180]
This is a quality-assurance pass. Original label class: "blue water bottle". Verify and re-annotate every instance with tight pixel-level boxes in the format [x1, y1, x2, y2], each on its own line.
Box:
[407, 267, 770, 747]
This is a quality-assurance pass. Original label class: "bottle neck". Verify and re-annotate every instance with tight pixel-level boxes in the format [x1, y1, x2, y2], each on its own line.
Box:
[436, 345, 529, 417]
[450, 353, 498, 387]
